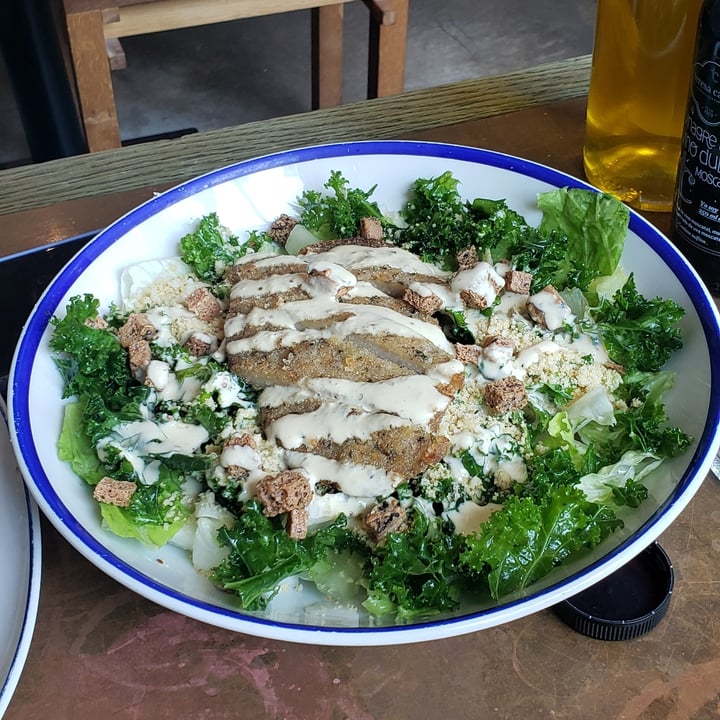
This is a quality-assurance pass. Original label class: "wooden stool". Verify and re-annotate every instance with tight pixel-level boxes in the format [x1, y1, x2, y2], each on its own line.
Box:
[62, 0, 409, 152]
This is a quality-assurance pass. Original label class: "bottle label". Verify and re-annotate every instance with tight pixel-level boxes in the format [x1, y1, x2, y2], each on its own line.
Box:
[674, 59, 720, 256]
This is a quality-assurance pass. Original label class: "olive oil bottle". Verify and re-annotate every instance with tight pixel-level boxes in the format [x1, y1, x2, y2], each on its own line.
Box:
[583, 0, 703, 212]
[671, 0, 720, 295]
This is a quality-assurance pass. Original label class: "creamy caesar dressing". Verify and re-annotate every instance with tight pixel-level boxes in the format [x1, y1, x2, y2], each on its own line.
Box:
[97, 418, 210, 484]
[286, 450, 399, 497]
[450, 262, 504, 306]
[267, 404, 414, 448]
[528, 287, 574, 330]
[260, 374, 452, 425]
[226, 300, 454, 355]
[304, 244, 451, 279]
[446, 500, 503, 535]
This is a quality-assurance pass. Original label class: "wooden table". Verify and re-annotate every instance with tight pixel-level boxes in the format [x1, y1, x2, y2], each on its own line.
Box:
[2, 55, 720, 720]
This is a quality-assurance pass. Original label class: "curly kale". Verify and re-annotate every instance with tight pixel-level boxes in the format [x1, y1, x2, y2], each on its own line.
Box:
[460, 486, 621, 599]
[398, 172, 536, 270]
[297, 170, 390, 240]
[179, 212, 247, 282]
[50, 294, 132, 401]
[590, 274, 685, 373]
[212, 500, 361, 610]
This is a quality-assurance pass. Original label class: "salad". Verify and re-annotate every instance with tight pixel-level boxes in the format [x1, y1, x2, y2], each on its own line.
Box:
[50, 170, 691, 623]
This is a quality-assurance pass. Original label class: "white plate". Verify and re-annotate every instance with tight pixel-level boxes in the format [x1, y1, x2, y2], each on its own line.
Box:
[0, 396, 41, 716]
[7, 141, 720, 646]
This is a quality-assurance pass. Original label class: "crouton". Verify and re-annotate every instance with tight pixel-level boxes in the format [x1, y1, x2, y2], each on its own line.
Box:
[527, 285, 573, 331]
[226, 433, 257, 450]
[455, 343, 483, 364]
[504, 270, 533, 294]
[93, 476, 137, 507]
[402, 286, 444, 315]
[359, 216, 384, 241]
[128, 339, 152, 380]
[267, 213, 298, 245]
[185, 333, 214, 357]
[364, 497, 408, 544]
[481, 334, 514, 350]
[456, 246, 479, 271]
[460, 288, 493, 310]
[84, 316, 108, 330]
[117, 313, 158, 348]
[185, 286, 221, 322]
[256, 470, 312, 517]
[287, 508, 309, 539]
[483, 376, 527, 413]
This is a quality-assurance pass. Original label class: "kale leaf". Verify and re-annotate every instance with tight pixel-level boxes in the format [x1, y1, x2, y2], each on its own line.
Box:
[179, 212, 247, 282]
[591, 275, 685, 373]
[460, 486, 621, 599]
[398, 172, 535, 270]
[50, 294, 132, 401]
[297, 170, 388, 240]
[212, 500, 360, 610]
[362, 510, 466, 621]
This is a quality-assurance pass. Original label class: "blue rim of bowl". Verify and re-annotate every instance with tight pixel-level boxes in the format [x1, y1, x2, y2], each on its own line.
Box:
[9, 140, 720, 641]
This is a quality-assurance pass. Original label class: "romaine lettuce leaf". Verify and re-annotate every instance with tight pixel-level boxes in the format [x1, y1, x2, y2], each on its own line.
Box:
[576, 450, 661, 505]
[98, 467, 191, 547]
[537, 187, 629, 278]
[57, 398, 106, 485]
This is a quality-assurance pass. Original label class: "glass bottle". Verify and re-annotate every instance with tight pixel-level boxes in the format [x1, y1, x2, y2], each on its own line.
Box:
[670, 0, 720, 295]
[583, 0, 703, 211]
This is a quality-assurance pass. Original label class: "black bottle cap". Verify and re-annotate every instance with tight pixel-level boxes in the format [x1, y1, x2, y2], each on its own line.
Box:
[553, 542, 674, 641]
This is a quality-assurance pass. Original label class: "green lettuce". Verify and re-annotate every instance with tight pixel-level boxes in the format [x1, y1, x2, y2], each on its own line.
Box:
[537, 187, 630, 278]
[98, 466, 191, 547]
[57, 399, 106, 485]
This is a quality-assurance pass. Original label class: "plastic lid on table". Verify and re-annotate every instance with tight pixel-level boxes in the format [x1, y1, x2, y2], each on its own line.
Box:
[553, 542, 674, 641]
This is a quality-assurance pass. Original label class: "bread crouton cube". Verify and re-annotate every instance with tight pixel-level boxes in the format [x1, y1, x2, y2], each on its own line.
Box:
[287, 508, 309, 539]
[364, 497, 408, 544]
[527, 284, 573, 331]
[185, 333, 214, 357]
[267, 213, 298, 245]
[117, 313, 158, 348]
[483, 376, 527, 413]
[93, 476, 137, 507]
[256, 470, 312, 517]
[504, 270, 533, 294]
[128, 339, 152, 380]
[403, 286, 444, 315]
[84, 316, 108, 330]
[185, 287, 221, 322]
[456, 246, 479, 271]
[455, 343, 483, 364]
[460, 288, 492, 310]
[359, 216, 384, 241]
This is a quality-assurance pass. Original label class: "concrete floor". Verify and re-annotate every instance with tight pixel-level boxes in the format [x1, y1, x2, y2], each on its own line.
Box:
[0, 0, 597, 167]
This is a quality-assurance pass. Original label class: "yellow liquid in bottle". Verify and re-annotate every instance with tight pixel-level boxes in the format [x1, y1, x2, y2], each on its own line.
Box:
[583, 0, 703, 211]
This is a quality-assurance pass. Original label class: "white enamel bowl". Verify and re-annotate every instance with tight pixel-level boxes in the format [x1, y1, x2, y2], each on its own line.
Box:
[0, 398, 41, 714]
[8, 141, 720, 646]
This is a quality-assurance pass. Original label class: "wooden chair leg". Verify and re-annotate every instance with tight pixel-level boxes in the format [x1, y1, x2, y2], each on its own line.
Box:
[311, 4, 345, 109]
[65, 9, 122, 151]
[364, 0, 407, 98]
